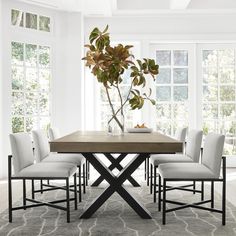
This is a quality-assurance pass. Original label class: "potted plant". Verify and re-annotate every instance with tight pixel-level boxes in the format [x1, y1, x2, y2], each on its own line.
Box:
[83, 26, 159, 134]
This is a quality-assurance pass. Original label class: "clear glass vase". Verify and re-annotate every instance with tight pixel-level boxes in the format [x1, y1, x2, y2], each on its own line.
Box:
[108, 112, 125, 136]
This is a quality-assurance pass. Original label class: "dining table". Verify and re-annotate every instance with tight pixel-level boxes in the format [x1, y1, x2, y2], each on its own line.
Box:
[50, 130, 183, 219]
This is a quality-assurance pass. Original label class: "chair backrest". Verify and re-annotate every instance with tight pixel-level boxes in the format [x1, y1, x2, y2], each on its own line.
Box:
[185, 129, 203, 162]
[9, 133, 34, 174]
[48, 127, 60, 141]
[32, 129, 50, 162]
[202, 133, 225, 178]
[175, 127, 188, 142]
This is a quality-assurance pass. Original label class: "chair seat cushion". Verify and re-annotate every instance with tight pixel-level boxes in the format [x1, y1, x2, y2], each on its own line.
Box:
[14, 162, 77, 178]
[158, 163, 217, 179]
[150, 154, 192, 166]
[43, 153, 85, 166]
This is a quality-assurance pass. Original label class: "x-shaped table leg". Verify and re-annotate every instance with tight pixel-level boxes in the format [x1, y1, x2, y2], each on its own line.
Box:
[91, 153, 140, 187]
[80, 153, 151, 219]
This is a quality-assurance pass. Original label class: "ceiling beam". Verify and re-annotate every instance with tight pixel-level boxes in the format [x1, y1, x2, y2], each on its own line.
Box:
[170, 0, 192, 9]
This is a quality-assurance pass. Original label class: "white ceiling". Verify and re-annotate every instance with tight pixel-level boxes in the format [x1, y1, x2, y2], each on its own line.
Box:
[18, 0, 236, 16]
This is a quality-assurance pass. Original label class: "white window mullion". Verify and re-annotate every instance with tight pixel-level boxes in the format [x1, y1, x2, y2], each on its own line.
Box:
[11, 41, 51, 133]
[150, 44, 193, 136]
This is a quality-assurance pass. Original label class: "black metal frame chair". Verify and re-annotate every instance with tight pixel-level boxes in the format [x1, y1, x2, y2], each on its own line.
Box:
[159, 156, 226, 225]
[48, 127, 90, 189]
[8, 155, 78, 223]
[36, 164, 82, 202]
[149, 131, 203, 201]
[158, 157, 226, 225]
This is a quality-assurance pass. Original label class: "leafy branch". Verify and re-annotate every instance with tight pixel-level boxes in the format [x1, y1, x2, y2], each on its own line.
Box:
[82, 25, 159, 131]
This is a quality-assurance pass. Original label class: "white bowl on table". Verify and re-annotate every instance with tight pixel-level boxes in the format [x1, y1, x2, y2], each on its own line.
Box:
[126, 128, 153, 133]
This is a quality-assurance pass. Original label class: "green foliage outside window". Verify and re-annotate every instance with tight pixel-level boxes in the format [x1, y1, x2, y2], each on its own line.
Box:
[11, 41, 51, 133]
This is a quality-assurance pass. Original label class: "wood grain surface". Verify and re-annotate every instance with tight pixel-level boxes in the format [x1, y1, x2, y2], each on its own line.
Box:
[50, 131, 183, 154]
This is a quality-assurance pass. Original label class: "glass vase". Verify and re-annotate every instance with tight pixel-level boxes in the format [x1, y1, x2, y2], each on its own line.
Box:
[108, 112, 125, 136]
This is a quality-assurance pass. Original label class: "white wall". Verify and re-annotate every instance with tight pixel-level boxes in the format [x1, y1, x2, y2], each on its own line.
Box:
[0, 0, 84, 179]
[84, 14, 236, 40]
[51, 11, 84, 135]
[0, 0, 3, 178]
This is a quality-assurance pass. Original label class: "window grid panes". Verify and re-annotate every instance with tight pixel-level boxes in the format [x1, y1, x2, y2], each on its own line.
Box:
[11, 9, 50, 32]
[202, 49, 236, 155]
[156, 50, 189, 136]
[11, 41, 51, 133]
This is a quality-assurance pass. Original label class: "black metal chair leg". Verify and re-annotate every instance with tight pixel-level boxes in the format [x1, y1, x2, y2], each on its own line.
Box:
[154, 166, 157, 203]
[193, 181, 196, 194]
[23, 179, 26, 210]
[222, 156, 226, 225]
[32, 180, 35, 199]
[162, 180, 166, 225]
[201, 181, 204, 201]
[83, 164, 86, 194]
[144, 158, 147, 180]
[79, 166, 82, 202]
[84, 160, 88, 186]
[47, 180, 50, 185]
[211, 180, 214, 209]
[40, 180, 43, 194]
[147, 157, 150, 186]
[74, 174, 77, 210]
[8, 156, 12, 223]
[150, 164, 153, 194]
[158, 175, 161, 211]
[66, 178, 70, 223]
[87, 160, 90, 180]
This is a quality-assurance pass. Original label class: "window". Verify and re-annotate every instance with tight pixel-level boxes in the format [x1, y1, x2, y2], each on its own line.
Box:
[11, 9, 51, 32]
[11, 41, 51, 133]
[154, 48, 190, 136]
[201, 48, 236, 155]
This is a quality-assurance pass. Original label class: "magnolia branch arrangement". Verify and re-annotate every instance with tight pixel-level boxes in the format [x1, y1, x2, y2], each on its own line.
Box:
[82, 25, 159, 132]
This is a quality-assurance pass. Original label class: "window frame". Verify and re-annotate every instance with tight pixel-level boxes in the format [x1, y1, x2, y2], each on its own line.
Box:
[149, 43, 195, 135]
[11, 8, 53, 34]
[197, 43, 236, 155]
[11, 40, 52, 133]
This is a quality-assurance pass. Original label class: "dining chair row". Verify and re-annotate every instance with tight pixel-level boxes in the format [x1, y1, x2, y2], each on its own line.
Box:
[8, 129, 88, 223]
[148, 128, 226, 225]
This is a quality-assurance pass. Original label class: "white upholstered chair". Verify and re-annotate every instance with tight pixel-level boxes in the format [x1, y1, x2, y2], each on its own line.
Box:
[145, 127, 188, 185]
[48, 127, 90, 188]
[150, 129, 203, 201]
[8, 132, 77, 223]
[174, 127, 188, 143]
[48, 127, 60, 141]
[32, 129, 85, 200]
[158, 133, 226, 225]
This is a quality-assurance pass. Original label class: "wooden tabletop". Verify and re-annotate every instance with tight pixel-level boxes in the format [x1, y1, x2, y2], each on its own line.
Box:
[50, 131, 183, 154]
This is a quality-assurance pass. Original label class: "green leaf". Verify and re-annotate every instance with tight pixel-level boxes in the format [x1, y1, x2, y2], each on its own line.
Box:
[150, 99, 156, 105]
[102, 25, 109, 33]
[137, 59, 142, 70]
[133, 89, 140, 95]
